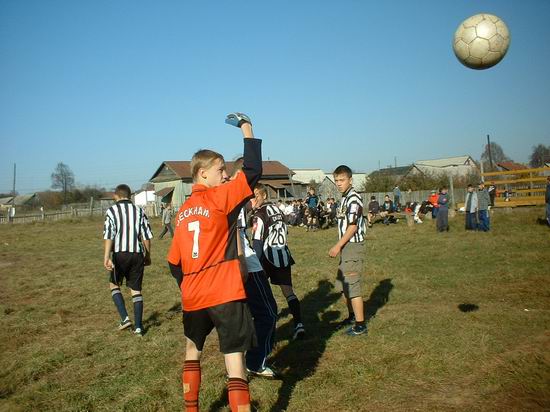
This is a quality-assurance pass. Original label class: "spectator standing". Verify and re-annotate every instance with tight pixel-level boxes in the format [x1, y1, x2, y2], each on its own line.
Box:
[393, 185, 401, 211]
[428, 190, 439, 219]
[488, 183, 497, 207]
[305, 187, 319, 231]
[477, 182, 491, 231]
[159, 203, 174, 239]
[436, 187, 449, 232]
[464, 184, 478, 231]
[545, 176, 550, 226]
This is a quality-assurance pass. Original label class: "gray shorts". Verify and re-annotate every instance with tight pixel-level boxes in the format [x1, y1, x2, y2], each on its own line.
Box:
[335, 242, 365, 299]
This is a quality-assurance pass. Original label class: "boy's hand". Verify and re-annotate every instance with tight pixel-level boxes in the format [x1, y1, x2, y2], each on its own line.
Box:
[104, 257, 113, 271]
[225, 112, 252, 128]
[144, 254, 151, 266]
[329, 244, 341, 258]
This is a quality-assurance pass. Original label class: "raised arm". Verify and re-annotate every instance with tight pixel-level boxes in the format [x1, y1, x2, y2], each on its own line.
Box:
[226, 113, 262, 190]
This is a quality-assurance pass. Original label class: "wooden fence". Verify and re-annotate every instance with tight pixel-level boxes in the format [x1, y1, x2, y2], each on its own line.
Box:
[0, 207, 105, 224]
[482, 166, 549, 207]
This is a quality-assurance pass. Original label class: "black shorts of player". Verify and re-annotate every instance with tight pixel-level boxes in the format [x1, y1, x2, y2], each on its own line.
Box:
[308, 207, 318, 218]
[183, 300, 257, 354]
[262, 258, 292, 286]
[109, 252, 144, 291]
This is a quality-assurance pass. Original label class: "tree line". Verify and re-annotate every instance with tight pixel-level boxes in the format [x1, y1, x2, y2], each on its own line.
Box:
[363, 142, 550, 193]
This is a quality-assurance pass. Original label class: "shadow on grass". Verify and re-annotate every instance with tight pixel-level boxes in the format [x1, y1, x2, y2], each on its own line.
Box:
[268, 278, 393, 412]
[207, 278, 394, 411]
[365, 278, 394, 321]
[458, 303, 479, 312]
[143, 301, 181, 331]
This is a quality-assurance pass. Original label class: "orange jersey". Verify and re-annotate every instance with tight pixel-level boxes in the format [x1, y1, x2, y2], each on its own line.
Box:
[429, 194, 439, 207]
[167, 171, 255, 311]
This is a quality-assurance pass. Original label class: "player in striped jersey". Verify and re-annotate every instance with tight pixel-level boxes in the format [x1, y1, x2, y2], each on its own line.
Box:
[252, 184, 305, 340]
[329, 165, 367, 336]
[103, 184, 153, 337]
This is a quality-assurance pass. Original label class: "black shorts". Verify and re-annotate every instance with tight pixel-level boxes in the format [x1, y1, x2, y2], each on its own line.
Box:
[109, 252, 144, 291]
[183, 300, 256, 354]
[308, 207, 318, 218]
[262, 259, 292, 286]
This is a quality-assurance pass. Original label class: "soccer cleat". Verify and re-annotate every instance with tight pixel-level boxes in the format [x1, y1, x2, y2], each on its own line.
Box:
[118, 317, 132, 331]
[346, 324, 367, 336]
[225, 112, 252, 128]
[293, 323, 306, 340]
[247, 366, 279, 379]
[133, 327, 143, 337]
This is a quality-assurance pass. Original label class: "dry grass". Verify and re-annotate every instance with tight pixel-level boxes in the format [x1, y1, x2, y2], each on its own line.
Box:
[0, 208, 549, 411]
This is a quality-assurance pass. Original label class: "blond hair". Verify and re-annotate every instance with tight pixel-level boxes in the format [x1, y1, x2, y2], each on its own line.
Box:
[190, 149, 224, 182]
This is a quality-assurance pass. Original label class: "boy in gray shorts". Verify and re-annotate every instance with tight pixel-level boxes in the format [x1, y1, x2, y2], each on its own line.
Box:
[329, 165, 367, 336]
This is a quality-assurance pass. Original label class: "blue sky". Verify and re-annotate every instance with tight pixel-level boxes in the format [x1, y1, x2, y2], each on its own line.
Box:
[1, 0, 549, 194]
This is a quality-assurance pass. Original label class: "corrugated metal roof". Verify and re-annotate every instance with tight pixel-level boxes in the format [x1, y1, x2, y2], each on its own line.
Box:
[497, 162, 528, 171]
[415, 156, 473, 168]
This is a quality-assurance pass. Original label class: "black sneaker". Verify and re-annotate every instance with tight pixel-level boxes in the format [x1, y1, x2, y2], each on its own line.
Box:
[133, 327, 144, 337]
[225, 112, 252, 128]
[293, 323, 305, 340]
[346, 324, 367, 336]
[118, 317, 132, 331]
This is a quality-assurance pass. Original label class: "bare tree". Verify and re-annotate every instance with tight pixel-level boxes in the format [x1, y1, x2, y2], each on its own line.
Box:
[529, 144, 550, 168]
[481, 142, 511, 171]
[51, 162, 75, 204]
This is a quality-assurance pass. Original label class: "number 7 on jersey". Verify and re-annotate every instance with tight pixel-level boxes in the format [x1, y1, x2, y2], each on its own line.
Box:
[188, 221, 200, 259]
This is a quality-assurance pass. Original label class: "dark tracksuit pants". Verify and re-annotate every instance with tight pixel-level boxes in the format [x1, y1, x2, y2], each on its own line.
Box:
[244, 271, 278, 371]
[436, 207, 449, 232]
[465, 212, 477, 230]
[477, 209, 490, 231]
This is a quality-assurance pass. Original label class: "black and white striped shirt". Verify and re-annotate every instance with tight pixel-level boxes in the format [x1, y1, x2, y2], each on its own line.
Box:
[253, 203, 294, 268]
[103, 200, 153, 253]
[337, 187, 365, 243]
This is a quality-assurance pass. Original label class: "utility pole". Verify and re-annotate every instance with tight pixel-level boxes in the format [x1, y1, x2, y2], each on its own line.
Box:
[394, 156, 397, 168]
[487, 134, 494, 171]
[12, 163, 16, 197]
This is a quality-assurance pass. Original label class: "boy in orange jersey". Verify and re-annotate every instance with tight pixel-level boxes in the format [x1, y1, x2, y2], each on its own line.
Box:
[167, 113, 261, 412]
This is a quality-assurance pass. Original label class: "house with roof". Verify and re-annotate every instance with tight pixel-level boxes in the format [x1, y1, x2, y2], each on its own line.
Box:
[368, 165, 414, 181]
[0, 193, 40, 209]
[496, 161, 527, 171]
[291, 168, 369, 199]
[150, 160, 300, 208]
[134, 183, 156, 207]
[408, 155, 478, 178]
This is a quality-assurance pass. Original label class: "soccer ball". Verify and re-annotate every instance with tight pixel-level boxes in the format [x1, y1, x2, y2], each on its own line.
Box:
[453, 13, 510, 70]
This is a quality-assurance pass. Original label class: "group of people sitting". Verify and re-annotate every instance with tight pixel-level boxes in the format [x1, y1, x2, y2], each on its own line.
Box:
[366, 194, 400, 226]
[366, 189, 446, 227]
[274, 191, 338, 230]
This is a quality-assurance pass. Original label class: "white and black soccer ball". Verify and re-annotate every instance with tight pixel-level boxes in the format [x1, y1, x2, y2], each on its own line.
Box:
[453, 13, 510, 70]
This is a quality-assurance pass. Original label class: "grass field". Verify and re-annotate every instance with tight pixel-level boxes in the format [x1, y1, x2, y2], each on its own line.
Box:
[1, 208, 549, 411]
